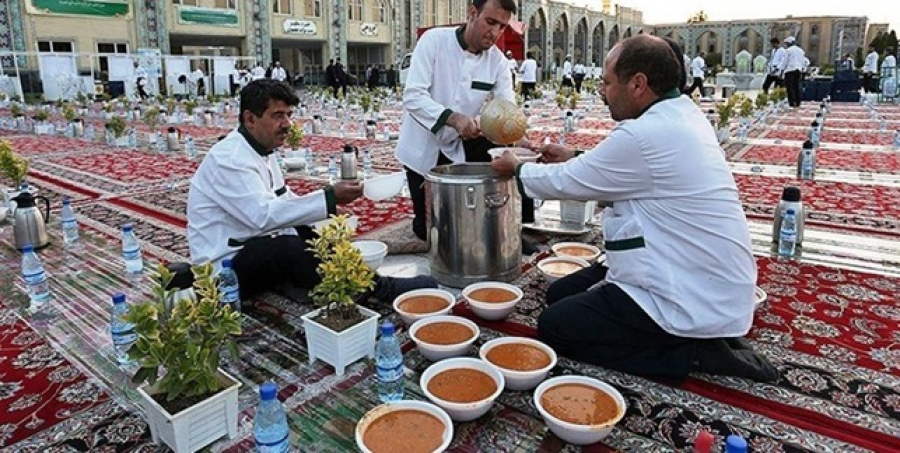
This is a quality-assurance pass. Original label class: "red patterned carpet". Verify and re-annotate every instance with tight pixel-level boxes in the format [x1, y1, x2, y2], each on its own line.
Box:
[735, 144, 900, 173]
[760, 128, 895, 146]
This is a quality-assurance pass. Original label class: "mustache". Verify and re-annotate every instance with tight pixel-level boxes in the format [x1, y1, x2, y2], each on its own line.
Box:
[278, 127, 290, 134]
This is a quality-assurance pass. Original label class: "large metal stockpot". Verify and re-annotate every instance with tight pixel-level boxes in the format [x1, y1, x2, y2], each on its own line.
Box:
[426, 163, 521, 287]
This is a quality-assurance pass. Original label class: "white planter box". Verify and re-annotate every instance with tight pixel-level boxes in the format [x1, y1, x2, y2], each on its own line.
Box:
[113, 136, 130, 147]
[137, 369, 241, 453]
[302, 305, 380, 376]
[34, 124, 53, 135]
[716, 127, 730, 144]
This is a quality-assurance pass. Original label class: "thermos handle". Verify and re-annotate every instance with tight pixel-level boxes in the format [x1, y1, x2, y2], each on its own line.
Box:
[36, 195, 51, 221]
[465, 186, 477, 209]
[484, 193, 509, 209]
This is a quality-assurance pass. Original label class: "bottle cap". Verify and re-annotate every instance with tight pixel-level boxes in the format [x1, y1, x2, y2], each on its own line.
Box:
[811, 121, 819, 127]
[786, 208, 796, 215]
[22, 244, 34, 253]
[726, 434, 748, 452]
[122, 223, 133, 232]
[693, 430, 715, 452]
[112, 292, 126, 304]
[380, 321, 395, 336]
[222, 258, 233, 269]
[781, 186, 801, 202]
[802, 140, 814, 149]
[63, 196, 71, 205]
[259, 381, 278, 401]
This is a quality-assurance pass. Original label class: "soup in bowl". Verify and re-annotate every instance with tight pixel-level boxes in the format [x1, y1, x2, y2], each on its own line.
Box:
[461, 282, 524, 321]
[551, 242, 602, 262]
[533, 376, 626, 445]
[356, 400, 453, 453]
[537, 256, 591, 283]
[393, 289, 456, 325]
[409, 315, 481, 361]
[420, 357, 505, 422]
[479, 337, 557, 391]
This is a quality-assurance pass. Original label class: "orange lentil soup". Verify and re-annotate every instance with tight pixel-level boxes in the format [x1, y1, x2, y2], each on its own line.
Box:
[468, 288, 518, 304]
[486, 343, 552, 371]
[557, 246, 596, 257]
[427, 368, 496, 403]
[415, 322, 475, 345]
[363, 409, 445, 453]
[399, 296, 450, 314]
[541, 383, 620, 425]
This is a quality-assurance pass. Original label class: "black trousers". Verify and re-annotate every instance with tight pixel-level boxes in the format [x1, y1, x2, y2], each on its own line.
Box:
[537, 264, 698, 379]
[784, 70, 802, 107]
[231, 226, 322, 300]
[762, 74, 782, 94]
[862, 73, 874, 93]
[405, 137, 535, 241]
[521, 82, 536, 99]
[684, 77, 703, 96]
[136, 79, 149, 99]
[560, 76, 573, 88]
[573, 74, 585, 93]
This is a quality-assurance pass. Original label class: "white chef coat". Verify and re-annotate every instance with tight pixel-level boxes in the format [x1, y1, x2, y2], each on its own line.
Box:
[561, 60, 573, 79]
[272, 66, 287, 81]
[516, 93, 756, 338]
[507, 58, 518, 76]
[251, 65, 266, 80]
[187, 128, 335, 268]
[690, 56, 706, 79]
[884, 55, 897, 69]
[783, 45, 806, 73]
[768, 47, 786, 75]
[863, 51, 880, 74]
[573, 63, 586, 76]
[134, 65, 148, 80]
[519, 58, 538, 83]
[395, 26, 515, 177]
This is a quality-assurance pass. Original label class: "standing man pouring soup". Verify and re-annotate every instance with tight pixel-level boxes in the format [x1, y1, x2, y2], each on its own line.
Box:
[492, 35, 777, 382]
[395, 0, 536, 252]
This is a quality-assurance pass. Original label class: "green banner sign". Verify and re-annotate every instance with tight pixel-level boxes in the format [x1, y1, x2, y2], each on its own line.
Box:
[31, 0, 129, 17]
[179, 6, 239, 27]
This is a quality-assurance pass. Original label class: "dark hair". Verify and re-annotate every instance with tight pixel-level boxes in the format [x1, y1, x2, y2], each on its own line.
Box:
[239, 79, 299, 125]
[613, 35, 681, 95]
[770, 37, 780, 44]
[661, 37, 687, 90]
[526, 52, 532, 59]
[472, 0, 517, 15]
[888, 47, 895, 53]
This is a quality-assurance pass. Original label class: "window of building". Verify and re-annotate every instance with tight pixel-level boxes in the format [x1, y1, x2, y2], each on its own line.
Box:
[377, 0, 386, 23]
[348, 0, 362, 21]
[448, 0, 455, 23]
[304, 0, 321, 17]
[431, 0, 438, 25]
[273, 0, 291, 14]
[215, 0, 236, 9]
[96, 42, 128, 73]
[173, 0, 198, 6]
[37, 41, 74, 53]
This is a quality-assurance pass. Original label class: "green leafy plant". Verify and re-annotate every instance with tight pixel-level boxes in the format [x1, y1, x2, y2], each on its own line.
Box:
[32, 109, 49, 123]
[738, 96, 754, 118]
[62, 104, 77, 122]
[360, 92, 372, 113]
[716, 98, 735, 127]
[307, 215, 375, 325]
[285, 122, 304, 149]
[555, 93, 567, 109]
[0, 139, 29, 187]
[10, 103, 22, 117]
[144, 107, 161, 130]
[124, 263, 242, 403]
[184, 99, 198, 115]
[568, 91, 580, 110]
[755, 92, 769, 110]
[771, 87, 787, 103]
[166, 98, 177, 115]
[75, 91, 88, 105]
[106, 116, 127, 138]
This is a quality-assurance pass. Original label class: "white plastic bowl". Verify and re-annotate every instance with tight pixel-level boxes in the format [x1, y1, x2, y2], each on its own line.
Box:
[479, 337, 557, 391]
[312, 215, 359, 233]
[409, 315, 481, 362]
[537, 256, 591, 284]
[355, 400, 453, 453]
[352, 240, 388, 269]
[488, 147, 540, 162]
[420, 357, 505, 422]
[534, 376, 626, 445]
[364, 172, 406, 201]
[393, 289, 456, 326]
[551, 242, 602, 263]
[461, 281, 524, 321]
[283, 157, 305, 170]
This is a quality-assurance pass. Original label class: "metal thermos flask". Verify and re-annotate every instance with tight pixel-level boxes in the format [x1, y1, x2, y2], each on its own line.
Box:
[341, 145, 358, 180]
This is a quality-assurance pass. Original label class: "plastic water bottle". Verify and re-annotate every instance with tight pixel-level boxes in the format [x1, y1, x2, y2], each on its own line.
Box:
[21, 244, 51, 305]
[85, 124, 95, 141]
[109, 292, 137, 366]
[254, 382, 290, 453]
[778, 209, 798, 257]
[156, 131, 166, 153]
[375, 321, 404, 403]
[121, 224, 144, 278]
[218, 259, 241, 312]
[327, 154, 338, 183]
[362, 148, 373, 179]
[893, 130, 900, 151]
[128, 128, 137, 148]
[725, 435, 748, 453]
[60, 196, 80, 248]
[185, 135, 196, 158]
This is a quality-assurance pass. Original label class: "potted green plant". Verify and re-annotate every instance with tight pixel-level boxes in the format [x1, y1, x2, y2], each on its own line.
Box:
[184, 99, 198, 122]
[143, 107, 161, 144]
[0, 140, 29, 204]
[285, 122, 304, 151]
[300, 215, 380, 375]
[32, 109, 52, 134]
[715, 98, 735, 144]
[125, 263, 242, 453]
[105, 116, 129, 146]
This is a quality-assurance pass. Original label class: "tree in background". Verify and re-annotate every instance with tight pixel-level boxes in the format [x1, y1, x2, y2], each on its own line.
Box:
[868, 29, 899, 64]
[688, 11, 709, 23]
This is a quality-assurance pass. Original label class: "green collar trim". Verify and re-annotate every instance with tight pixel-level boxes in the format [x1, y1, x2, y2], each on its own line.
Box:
[238, 124, 273, 156]
[456, 26, 468, 51]
[638, 88, 682, 117]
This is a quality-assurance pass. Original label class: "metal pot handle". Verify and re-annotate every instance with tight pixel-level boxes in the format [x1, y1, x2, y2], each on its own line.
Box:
[465, 186, 477, 209]
[485, 193, 509, 208]
[36, 196, 51, 221]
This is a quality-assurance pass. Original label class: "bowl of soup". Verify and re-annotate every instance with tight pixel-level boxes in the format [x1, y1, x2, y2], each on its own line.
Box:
[420, 357, 505, 422]
[551, 242, 602, 263]
[461, 282, 524, 321]
[356, 400, 453, 453]
[537, 256, 591, 284]
[393, 289, 456, 325]
[534, 376, 626, 445]
[409, 315, 481, 362]
[479, 337, 557, 391]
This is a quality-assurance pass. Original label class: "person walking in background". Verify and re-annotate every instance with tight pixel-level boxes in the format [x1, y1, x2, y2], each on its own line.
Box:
[519, 52, 538, 99]
[506, 50, 518, 87]
[271, 62, 287, 82]
[335, 58, 348, 97]
[762, 37, 785, 94]
[782, 36, 805, 108]
[368, 65, 381, 91]
[573, 59, 587, 93]
[386, 64, 397, 89]
[684, 52, 706, 97]
[560, 54, 573, 88]
[862, 45, 879, 93]
[133, 61, 149, 100]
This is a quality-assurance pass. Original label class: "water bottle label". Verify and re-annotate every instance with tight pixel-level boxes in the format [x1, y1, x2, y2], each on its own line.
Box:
[255, 433, 290, 451]
[24, 270, 47, 285]
[221, 287, 240, 304]
[123, 249, 141, 261]
[111, 330, 137, 345]
[376, 363, 403, 382]
[62, 218, 78, 228]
